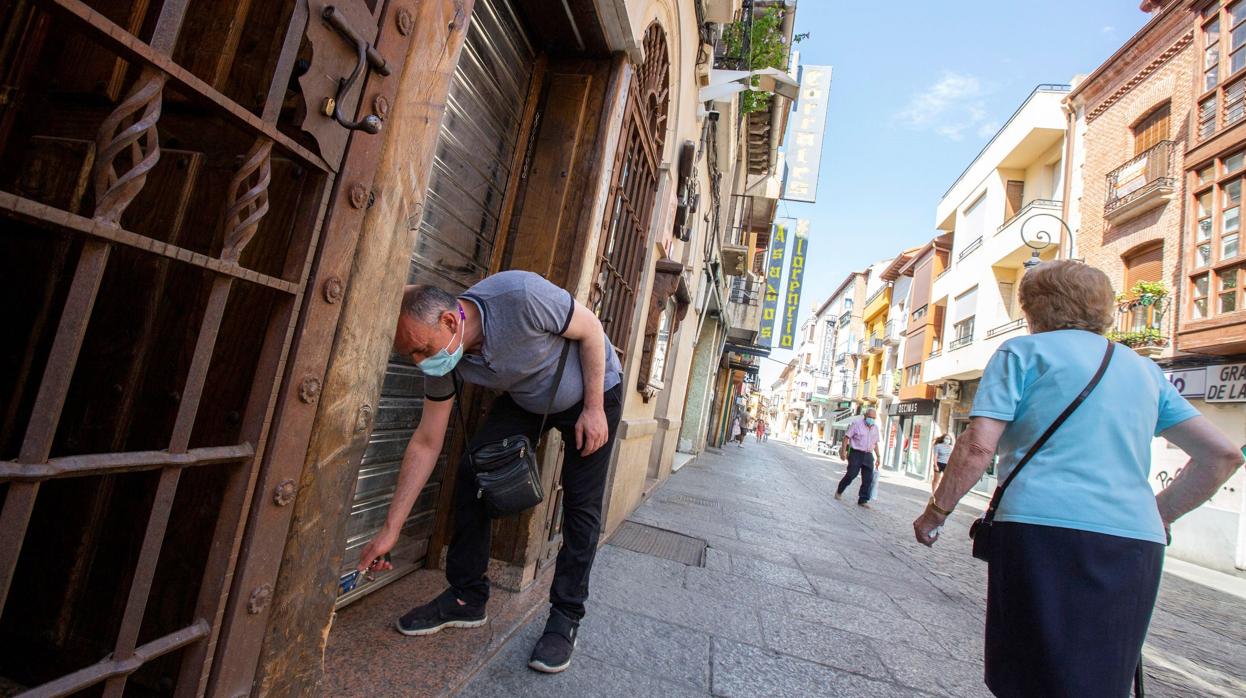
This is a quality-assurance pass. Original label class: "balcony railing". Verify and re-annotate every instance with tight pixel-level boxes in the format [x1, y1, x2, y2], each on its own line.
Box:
[948, 334, 974, 351]
[1104, 141, 1176, 219]
[865, 285, 888, 307]
[1108, 299, 1169, 355]
[838, 313, 851, 327]
[883, 320, 899, 345]
[861, 379, 873, 398]
[958, 236, 984, 261]
[997, 199, 1062, 234]
[928, 348, 942, 359]
[866, 335, 885, 354]
[985, 318, 1027, 339]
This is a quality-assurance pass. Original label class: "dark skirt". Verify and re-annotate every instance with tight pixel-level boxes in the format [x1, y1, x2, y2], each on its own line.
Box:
[985, 522, 1164, 698]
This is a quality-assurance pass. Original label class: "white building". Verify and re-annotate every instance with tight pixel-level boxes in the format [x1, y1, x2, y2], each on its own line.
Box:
[924, 84, 1069, 493]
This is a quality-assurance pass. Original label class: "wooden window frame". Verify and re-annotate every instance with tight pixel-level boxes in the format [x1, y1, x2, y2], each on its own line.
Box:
[1198, 0, 1246, 140]
[1188, 147, 1246, 322]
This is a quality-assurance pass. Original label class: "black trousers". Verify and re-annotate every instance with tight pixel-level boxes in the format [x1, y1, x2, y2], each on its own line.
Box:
[446, 383, 623, 623]
[985, 522, 1164, 698]
[837, 448, 875, 504]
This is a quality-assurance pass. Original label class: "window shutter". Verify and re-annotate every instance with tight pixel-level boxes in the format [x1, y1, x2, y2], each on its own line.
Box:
[1133, 103, 1171, 155]
[1124, 245, 1164, 289]
[954, 286, 978, 323]
[1005, 181, 1024, 219]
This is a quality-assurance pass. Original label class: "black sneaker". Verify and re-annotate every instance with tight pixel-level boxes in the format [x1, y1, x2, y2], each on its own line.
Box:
[528, 613, 578, 673]
[395, 588, 487, 636]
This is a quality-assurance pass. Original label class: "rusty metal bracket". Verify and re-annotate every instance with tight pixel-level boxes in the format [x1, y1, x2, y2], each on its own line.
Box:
[323, 5, 390, 134]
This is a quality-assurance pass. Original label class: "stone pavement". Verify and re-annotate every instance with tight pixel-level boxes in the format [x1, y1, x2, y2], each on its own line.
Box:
[450, 438, 1246, 697]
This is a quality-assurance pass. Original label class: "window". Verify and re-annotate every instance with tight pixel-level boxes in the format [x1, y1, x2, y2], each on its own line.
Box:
[1221, 266, 1242, 312]
[1193, 273, 1210, 319]
[905, 365, 922, 386]
[1133, 103, 1170, 155]
[592, 22, 669, 352]
[1124, 244, 1163, 290]
[1199, 1, 1246, 139]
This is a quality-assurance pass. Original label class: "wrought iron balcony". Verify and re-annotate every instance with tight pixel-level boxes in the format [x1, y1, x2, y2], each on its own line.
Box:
[866, 336, 885, 354]
[997, 199, 1062, 234]
[985, 318, 1027, 339]
[883, 320, 900, 345]
[1104, 141, 1176, 222]
[948, 334, 974, 351]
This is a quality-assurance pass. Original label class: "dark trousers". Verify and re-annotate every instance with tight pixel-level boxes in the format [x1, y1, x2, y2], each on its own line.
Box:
[446, 383, 623, 623]
[985, 522, 1163, 697]
[837, 448, 875, 504]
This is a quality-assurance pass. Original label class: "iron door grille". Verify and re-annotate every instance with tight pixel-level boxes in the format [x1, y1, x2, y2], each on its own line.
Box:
[0, 1, 353, 694]
[592, 22, 670, 353]
[338, 0, 536, 604]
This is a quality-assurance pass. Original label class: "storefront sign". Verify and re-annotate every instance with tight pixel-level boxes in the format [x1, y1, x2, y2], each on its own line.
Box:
[896, 399, 935, 416]
[782, 65, 832, 203]
[758, 222, 788, 347]
[1163, 367, 1206, 398]
[778, 219, 810, 349]
[1205, 362, 1246, 402]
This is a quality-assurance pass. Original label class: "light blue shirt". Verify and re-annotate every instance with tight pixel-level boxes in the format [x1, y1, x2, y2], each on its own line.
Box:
[970, 330, 1199, 544]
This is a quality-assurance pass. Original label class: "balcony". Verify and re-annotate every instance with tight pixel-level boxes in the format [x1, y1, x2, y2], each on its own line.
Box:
[957, 236, 983, 262]
[997, 199, 1062, 235]
[866, 335, 885, 354]
[948, 334, 974, 351]
[882, 320, 900, 346]
[985, 318, 1027, 339]
[1108, 298, 1168, 358]
[860, 379, 873, 400]
[1104, 141, 1176, 223]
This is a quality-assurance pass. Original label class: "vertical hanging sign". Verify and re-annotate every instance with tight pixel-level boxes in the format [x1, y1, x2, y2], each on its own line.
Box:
[779, 219, 810, 349]
[782, 65, 833, 202]
[758, 222, 789, 347]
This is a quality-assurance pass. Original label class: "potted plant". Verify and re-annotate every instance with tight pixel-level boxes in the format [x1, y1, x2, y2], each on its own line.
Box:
[720, 7, 807, 114]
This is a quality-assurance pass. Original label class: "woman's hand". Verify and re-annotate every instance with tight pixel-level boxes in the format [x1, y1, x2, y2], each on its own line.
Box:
[913, 506, 947, 547]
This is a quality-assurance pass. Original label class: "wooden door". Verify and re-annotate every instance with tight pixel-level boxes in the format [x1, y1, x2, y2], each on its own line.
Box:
[0, 1, 410, 695]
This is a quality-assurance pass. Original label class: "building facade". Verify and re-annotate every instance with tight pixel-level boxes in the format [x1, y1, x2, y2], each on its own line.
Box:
[1069, 0, 1246, 575]
[0, 0, 810, 693]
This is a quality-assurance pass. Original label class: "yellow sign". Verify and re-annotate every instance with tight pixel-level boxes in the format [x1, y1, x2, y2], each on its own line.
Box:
[778, 220, 810, 349]
[758, 223, 788, 346]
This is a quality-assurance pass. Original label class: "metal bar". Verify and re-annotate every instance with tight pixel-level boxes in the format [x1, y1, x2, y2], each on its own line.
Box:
[43, 0, 332, 173]
[0, 241, 110, 609]
[261, 0, 309, 123]
[0, 192, 300, 294]
[0, 444, 253, 481]
[100, 467, 182, 698]
[101, 270, 233, 695]
[18, 620, 210, 698]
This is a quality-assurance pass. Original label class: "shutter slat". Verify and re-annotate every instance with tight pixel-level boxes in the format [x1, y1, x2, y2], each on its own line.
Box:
[1125, 245, 1164, 289]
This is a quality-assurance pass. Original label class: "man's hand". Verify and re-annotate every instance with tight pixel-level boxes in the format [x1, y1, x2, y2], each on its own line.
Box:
[912, 506, 946, 547]
[356, 525, 398, 574]
[575, 404, 609, 456]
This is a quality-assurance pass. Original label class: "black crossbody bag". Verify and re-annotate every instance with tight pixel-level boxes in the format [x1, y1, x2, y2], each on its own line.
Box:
[452, 341, 570, 518]
[969, 341, 1115, 562]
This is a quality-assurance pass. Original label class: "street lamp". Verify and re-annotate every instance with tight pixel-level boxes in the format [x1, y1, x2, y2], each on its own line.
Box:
[1019, 212, 1076, 269]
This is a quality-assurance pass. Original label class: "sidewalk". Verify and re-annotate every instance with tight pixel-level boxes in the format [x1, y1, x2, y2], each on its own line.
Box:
[452, 440, 1246, 697]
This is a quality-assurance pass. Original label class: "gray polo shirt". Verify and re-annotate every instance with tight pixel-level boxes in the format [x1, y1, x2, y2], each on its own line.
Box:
[425, 271, 623, 413]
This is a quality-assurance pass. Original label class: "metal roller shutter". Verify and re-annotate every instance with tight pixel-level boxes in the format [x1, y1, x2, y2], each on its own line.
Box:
[338, 0, 535, 604]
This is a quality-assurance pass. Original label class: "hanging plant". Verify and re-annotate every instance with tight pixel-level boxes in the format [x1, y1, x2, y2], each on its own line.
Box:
[721, 7, 807, 114]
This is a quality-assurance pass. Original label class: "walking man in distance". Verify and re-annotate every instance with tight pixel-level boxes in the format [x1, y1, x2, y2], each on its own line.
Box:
[836, 408, 882, 508]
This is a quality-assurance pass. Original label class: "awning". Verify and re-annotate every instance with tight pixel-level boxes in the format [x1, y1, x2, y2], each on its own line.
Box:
[729, 362, 759, 375]
[725, 342, 771, 358]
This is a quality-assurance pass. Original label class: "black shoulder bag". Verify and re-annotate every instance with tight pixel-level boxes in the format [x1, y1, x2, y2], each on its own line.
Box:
[452, 340, 571, 518]
[969, 340, 1115, 562]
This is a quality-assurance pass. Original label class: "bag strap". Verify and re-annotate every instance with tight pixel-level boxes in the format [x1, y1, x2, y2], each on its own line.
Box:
[451, 339, 572, 447]
[982, 340, 1115, 524]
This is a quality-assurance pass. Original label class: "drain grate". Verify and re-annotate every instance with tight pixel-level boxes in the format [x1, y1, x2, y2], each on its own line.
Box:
[661, 493, 721, 509]
[608, 521, 707, 566]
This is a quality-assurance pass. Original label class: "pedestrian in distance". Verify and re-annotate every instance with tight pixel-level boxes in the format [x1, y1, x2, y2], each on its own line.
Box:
[912, 261, 1244, 698]
[356, 270, 624, 675]
[755, 419, 765, 442]
[931, 433, 953, 494]
[732, 415, 746, 447]
[835, 408, 881, 508]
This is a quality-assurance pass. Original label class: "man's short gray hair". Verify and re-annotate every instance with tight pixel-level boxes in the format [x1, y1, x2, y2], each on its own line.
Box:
[864, 408, 877, 416]
[401, 284, 456, 325]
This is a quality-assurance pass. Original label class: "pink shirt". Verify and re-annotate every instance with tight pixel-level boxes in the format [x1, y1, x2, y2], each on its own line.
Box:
[845, 418, 880, 452]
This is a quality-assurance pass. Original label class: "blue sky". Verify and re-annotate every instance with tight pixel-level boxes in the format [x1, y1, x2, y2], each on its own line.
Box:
[758, 1, 1153, 386]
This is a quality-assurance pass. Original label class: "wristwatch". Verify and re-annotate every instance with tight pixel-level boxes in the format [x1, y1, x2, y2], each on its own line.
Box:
[928, 496, 954, 517]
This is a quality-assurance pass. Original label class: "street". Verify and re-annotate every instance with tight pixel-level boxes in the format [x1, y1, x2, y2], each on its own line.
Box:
[455, 439, 1246, 697]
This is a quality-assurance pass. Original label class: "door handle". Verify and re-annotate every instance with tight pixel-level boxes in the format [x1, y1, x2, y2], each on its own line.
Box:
[322, 5, 392, 134]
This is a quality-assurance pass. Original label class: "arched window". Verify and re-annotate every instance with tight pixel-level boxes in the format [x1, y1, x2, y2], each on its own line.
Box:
[1133, 102, 1170, 155]
[592, 22, 669, 354]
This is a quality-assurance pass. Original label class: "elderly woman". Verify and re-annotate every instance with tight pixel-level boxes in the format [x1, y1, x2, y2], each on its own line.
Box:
[913, 261, 1243, 697]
